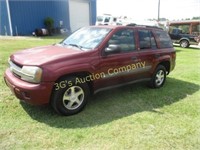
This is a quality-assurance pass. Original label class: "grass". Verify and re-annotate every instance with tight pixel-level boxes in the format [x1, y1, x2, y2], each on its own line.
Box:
[0, 36, 200, 150]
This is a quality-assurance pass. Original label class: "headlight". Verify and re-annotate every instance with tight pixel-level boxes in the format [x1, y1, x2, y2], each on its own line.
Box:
[21, 66, 43, 83]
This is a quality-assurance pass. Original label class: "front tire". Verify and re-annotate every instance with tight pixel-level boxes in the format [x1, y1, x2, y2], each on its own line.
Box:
[51, 76, 90, 116]
[149, 65, 166, 88]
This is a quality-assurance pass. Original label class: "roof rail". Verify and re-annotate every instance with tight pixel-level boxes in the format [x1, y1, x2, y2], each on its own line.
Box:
[126, 23, 136, 26]
[126, 23, 163, 30]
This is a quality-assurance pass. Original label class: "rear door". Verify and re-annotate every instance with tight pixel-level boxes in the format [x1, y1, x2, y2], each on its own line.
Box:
[136, 28, 158, 78]
[136, 28, 174, 78]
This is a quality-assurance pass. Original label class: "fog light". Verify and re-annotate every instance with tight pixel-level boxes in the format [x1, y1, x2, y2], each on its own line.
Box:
[22, 92, 30, 100]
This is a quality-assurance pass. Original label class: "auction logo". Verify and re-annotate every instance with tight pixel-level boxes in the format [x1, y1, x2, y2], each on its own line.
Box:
[54, 61, 146, 90]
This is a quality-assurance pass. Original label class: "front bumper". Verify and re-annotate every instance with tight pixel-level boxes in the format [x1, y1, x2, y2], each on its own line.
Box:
[4, 69, 54, 105]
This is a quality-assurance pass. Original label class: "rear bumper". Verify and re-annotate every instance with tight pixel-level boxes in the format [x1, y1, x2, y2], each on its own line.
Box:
[4, 69, 54, 105]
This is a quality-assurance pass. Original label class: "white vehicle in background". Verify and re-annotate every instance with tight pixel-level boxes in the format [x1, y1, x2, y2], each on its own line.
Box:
[95, 15, 165, 30]
[96, 14, 118, 25]
[125, 19, 159, 26]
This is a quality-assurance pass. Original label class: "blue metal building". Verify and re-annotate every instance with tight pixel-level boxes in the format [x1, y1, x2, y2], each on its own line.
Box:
[0, 0, 97, 36]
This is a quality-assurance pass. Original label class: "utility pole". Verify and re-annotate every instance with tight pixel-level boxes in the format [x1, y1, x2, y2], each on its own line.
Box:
[158, 0, 160, 22]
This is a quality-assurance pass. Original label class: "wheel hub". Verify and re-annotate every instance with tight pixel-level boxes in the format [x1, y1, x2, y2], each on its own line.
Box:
[155, 70, 164, 86]
[62, 86, 84, 110]
[70, 95, 77, 101]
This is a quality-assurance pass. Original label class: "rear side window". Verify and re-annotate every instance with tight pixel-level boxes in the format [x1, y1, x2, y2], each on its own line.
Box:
[138, 30, 157, 50]
[154, 30, 173, 48]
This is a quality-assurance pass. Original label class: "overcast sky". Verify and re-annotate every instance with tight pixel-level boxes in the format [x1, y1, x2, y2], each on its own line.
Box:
[97, 0, 200, 20]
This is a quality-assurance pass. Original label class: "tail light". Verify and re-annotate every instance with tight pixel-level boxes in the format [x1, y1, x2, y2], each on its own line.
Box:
[194, 36, 200, 43]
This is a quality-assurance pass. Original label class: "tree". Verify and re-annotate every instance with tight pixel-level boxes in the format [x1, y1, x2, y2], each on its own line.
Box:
[44, 17, 54, 35]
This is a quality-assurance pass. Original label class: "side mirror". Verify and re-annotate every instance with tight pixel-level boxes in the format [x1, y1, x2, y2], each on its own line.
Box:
[104, 44, 121, 55]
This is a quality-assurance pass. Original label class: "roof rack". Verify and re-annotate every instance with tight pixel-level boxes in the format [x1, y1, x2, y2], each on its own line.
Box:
[126, 23, 136, 26]
[126, 23, 163, 30]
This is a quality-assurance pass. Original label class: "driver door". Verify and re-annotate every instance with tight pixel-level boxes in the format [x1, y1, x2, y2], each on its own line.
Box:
[95, 28, 140, 89]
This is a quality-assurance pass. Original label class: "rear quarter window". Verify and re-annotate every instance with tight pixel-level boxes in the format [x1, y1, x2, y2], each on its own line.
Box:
[154, 30, 173, 48]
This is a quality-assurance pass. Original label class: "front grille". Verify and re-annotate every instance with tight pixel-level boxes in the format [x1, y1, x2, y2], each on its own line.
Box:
[8, 60, 23, 79]
[13, 72, 21, 78]
[12, 61, 23, 68]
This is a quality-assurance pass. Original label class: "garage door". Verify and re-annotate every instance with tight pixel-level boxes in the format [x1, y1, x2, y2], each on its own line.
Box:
[69, 0, 90, 32]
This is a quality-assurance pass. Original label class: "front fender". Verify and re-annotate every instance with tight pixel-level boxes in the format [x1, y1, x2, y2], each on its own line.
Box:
[42, 63, 98, 82]
[178, 37, 190, 43]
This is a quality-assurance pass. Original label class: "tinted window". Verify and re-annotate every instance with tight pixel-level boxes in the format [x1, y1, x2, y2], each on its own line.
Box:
[154, 30, 173, 48]
[150, 32, 157, 49]
[138, 30, 157, 49]
[169, 24, 190, 34]
[108, 29, 136, 53]
[104, 17, 110, 23]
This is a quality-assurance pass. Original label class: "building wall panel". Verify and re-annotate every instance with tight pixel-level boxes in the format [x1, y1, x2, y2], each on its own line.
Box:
[90, 0, 96, 25]
[1, 0, 96, 35]
[0, 0, 10, 35]
[9, 0, 69, 35]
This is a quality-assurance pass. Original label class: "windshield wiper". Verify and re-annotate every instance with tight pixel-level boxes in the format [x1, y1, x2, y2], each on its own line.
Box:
[68, 44, 83, 50]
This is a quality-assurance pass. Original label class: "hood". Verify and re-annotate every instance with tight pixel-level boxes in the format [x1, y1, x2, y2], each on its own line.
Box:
[11, 45, 83, 66]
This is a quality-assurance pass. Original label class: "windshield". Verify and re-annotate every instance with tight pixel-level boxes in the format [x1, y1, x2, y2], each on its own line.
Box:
[62, 27, 111, 51]
[97, 16, 104, 22]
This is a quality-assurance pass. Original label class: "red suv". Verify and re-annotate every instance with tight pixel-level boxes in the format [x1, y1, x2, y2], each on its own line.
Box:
[4, 25, 176, 115]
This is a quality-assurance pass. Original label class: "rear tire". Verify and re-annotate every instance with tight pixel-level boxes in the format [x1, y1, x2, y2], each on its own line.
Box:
[51, 76, 90, 116]
[149, 65, 166, 88]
